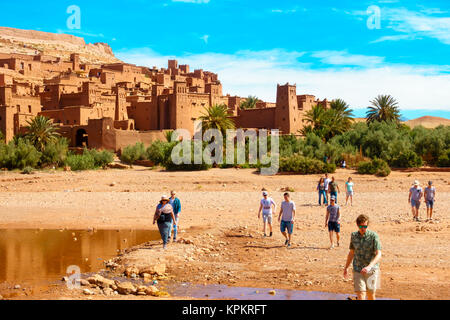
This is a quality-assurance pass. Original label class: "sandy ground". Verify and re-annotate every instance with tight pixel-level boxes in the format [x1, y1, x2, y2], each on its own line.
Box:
[0, 166, 449, 300]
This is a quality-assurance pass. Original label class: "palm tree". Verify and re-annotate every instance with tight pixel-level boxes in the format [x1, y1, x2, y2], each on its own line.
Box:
[330, 98, 355, 132]
[302, 105, 327, 131]
[240, 96, 259, 110]
[25, 116, 60, 151]
[366, 95, 401, 123]
[199, 104, 236, 135]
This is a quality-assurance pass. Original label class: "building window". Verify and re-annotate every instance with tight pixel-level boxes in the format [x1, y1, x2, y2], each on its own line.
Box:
[28, 106, 32, 113]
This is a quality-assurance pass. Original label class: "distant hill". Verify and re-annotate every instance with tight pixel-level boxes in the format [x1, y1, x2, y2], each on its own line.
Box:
[351, 116, 449, 128]
[405, 116, 450, 128]
[0, 26, 121, 65]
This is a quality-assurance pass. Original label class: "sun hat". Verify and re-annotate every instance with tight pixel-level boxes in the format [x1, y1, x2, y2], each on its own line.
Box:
[413, 180, 420, 186]
[330, 196, 336, 201]
[161, 195, 169, 201]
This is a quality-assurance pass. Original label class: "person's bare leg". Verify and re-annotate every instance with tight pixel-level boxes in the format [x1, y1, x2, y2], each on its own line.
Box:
[336, 232, 340, 246]
[281, 231, 288, 240]
[329, 231, 334, 248]
[350, 195, 353, 206]
[411, 206, 416, 220]
[356, 291, 366, 300]
[263, 221, 267, 234]
[345, 195, 349, 206]
[430, 207, 433, 220]
[269, 223, 273, 233]
[367, 291, 376, 300]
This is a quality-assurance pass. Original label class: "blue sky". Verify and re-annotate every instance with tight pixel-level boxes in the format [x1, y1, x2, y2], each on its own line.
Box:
[1, 0, 450, 119]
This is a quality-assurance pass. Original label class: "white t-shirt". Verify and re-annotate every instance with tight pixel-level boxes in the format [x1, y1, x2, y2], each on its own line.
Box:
[261, 197, 275, 215]
[324, 178, 331, 190]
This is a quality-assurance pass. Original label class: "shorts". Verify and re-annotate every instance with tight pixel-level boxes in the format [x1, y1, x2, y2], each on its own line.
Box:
[280, 221, 294, 235]
[411, 199, 421, 209]
[353, 268, 380, 293]
[426, 200, 434, 209]
[262, 213, 273, 224]
[328, 221, 340, 233]
[346, 191, 354, 197]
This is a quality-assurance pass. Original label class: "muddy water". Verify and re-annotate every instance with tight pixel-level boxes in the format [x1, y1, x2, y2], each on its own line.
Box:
[0, 229, 160, 286]
[167, 283, 394, 300]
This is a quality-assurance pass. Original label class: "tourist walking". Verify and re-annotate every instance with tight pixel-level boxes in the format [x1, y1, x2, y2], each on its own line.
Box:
[408, 180, 423, 221]
[317, 178, 328, 206]
[424, 181, 436, 222]
[343, 214, 382, 300]
[325, 196, 340, 249]
[169, 191, 182, 242]
[153, 195, 177, 249]
[278, 193, 296, 248]
[329, 177, 340, 204]
[324, 173, 331, 204]
[345, 177, 354, 206]
[258, 191, 276, 237]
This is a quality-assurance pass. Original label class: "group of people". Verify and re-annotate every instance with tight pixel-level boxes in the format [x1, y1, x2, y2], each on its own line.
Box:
[317, 174, 355, 207]
[408, 180, 437, 222]
[152, 177, 437, 300]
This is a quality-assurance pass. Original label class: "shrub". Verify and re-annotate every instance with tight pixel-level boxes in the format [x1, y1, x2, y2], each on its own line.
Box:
[120, 143, 146, 166]
[437, 149, 450, 167]
[357, 158, 391, 177]
[22, 166, 33, 174]
[391, 150, 423, 168]
[84, 149, 115, 168]
[146, 141, 171, 166]
[279, 155, 336, 174]
[65, 153, 95, 171]
[41, 138, 69, 167]
[0, 139, 41, 170]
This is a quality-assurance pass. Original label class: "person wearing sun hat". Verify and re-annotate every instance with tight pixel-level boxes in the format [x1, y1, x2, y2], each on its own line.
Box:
[153, 195, 177, 249]
[408, 180, 423, 222]
[258, 191, 276, 237]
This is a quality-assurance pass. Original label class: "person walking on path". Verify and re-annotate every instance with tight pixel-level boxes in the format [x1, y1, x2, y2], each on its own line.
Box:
[258, 191, 276, 237]
[278, 193, 296, 248]
[317, 177, 328, 206]
[324, 173, 331, 204]
[424, 181, 436, 222]
[408, 180, 423, 222]
[329, 177, 340, 204]
[345, 177, 354, 206]
[153, 195, 177, 249]
[343, 214, 382, 300]
[168, 191, 182, 242]
[325, 196, 341, 249]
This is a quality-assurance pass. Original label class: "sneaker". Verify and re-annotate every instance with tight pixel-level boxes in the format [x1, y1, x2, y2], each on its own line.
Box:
[337, 241, 340, 247]
[173, 238, 177, 242]
[285, 240, 289, 246]
[287, 242, 291, 248]
[329, 244, 335, 250]
[264, 233, 267, 237]
[269, 232, 273, 237]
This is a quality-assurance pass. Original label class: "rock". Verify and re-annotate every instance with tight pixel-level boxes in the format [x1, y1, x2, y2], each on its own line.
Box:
[108, 163, 128, 170]
[62, 276, 69, 282]
[268, 290, 276, 295]
[83, 289, 94, 295]
[103, 288, 114, 296]
[145, 286, 159, 296]
[139, 264, 166, 276]
[14, 285, 21, 290]
[116, 282, 137, 295]
[142, 273, 152, 283]
[110, 182, 117, 187]
[76, 279, 90, 286]
[0, 295, 3, 300]
[87, 275, 115, 288]
[124, 266, 140, 277]
[64, 166, 71, 172]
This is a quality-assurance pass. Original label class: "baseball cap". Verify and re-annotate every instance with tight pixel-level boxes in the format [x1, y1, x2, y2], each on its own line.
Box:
[330, 196, 336, 201]
[262, 191, 268, 196]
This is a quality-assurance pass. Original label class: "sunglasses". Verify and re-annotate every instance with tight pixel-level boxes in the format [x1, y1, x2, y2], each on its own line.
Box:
[358, 225, 368, 229]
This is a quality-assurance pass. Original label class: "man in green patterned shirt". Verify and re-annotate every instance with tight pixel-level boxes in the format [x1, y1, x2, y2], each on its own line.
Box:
[344, 214, 382, 300]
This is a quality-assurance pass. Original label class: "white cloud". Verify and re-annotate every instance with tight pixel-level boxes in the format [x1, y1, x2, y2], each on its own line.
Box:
[116, 48, 450, 111]
[311, 50, 385, 67]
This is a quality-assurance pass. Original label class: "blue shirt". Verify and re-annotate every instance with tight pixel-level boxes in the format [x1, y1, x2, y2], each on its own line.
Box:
[169, 197, 181, 215]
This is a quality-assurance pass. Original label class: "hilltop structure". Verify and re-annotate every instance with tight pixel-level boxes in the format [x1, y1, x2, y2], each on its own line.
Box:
[0, 51, 331, 151]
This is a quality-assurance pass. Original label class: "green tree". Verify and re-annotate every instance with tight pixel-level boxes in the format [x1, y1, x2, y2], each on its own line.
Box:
[25, 116, 60, 152]
[199, 104, 236, 135]
[366, 95, 401, 123]
[240, 96, 259, 110]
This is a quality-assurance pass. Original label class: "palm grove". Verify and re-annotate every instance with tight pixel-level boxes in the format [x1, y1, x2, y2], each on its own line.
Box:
[1, 95, 449, 175]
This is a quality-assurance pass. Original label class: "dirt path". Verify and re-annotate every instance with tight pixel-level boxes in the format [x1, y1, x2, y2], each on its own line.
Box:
[0, 167, 449, 300]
